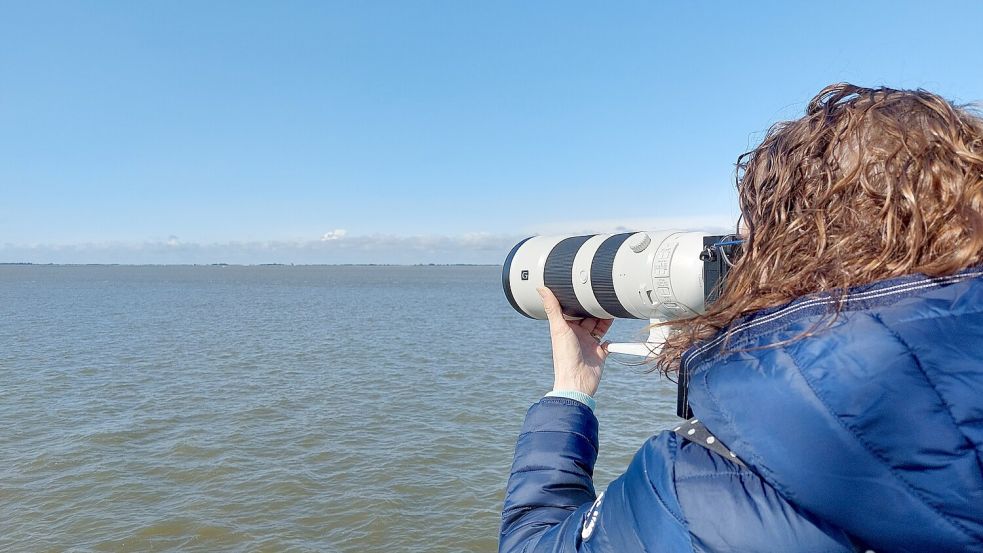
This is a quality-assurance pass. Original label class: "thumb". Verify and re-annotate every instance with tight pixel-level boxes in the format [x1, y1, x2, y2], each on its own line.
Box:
[537, 287, 564, 325]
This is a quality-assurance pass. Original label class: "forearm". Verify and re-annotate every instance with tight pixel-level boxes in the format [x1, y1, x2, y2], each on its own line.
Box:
[500, 397, 599, 552]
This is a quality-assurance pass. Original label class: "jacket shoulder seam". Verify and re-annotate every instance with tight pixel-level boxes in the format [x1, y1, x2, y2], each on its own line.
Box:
[663, 434, 724, 553]
[656, 433, 690, 528]
[784, 331, 977, 542]
[695, 369, 782, 499]
[870, 313, 973, 443]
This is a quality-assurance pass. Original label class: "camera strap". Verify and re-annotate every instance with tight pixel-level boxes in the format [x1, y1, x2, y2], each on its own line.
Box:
[672, 418, 746, 468]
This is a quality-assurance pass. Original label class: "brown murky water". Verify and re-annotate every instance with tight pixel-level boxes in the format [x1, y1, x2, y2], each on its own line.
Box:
[0, 265, 678, 552]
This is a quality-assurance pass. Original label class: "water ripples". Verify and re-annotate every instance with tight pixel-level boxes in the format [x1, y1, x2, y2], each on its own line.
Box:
[0, 265, 678, 551]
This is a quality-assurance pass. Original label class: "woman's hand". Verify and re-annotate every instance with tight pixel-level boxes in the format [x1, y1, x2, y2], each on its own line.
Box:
[538, 287, 613, 397]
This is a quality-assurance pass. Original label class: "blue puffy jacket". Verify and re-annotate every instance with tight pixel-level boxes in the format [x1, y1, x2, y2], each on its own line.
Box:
[501, 269, 983, 552]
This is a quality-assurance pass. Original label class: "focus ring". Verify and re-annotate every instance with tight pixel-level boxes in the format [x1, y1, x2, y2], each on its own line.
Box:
[543, 235, 594, 318]
[590, 233, 637, 319]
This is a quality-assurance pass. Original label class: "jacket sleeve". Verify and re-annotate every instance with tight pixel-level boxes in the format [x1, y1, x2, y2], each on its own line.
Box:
[500, 398, 857, 553]
[499, 397, 693, 552]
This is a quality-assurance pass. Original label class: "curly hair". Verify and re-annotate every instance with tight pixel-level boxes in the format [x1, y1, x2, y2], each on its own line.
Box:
[654, 83, 983, 374]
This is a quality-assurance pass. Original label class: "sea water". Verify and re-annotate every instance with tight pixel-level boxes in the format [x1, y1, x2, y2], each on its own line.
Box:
[0, 265, 678, 552]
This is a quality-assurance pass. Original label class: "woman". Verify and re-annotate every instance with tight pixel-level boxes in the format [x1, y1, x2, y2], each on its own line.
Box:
[500, 84, 983, 552]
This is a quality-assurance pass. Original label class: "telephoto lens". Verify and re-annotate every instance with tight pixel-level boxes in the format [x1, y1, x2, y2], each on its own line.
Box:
[502, 231, 712, 321]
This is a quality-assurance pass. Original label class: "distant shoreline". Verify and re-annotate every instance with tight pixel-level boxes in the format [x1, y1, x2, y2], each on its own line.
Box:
[0, 262, 500, 267]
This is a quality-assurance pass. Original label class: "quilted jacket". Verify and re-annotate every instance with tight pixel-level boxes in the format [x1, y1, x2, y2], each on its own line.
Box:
[500, 269, 983, 552]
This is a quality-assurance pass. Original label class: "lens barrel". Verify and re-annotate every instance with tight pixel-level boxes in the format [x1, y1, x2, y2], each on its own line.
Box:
[502, 230, 710, 321]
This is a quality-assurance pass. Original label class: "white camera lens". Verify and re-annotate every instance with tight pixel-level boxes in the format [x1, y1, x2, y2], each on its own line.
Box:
[502, 231, 711, 321]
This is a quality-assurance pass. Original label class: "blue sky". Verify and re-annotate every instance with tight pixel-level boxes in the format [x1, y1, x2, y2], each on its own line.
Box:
[2, 1, 982, 264]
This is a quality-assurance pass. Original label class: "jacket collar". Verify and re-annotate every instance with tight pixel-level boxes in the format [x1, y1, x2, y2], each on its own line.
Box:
[682, 266, 983, 371]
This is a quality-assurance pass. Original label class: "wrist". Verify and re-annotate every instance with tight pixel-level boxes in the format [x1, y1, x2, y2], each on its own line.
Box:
[552, 377, 597, 397]
[545, 389, 596, 411]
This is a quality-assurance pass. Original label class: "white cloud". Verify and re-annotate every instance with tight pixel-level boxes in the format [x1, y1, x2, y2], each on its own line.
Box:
[320, 229, 348, 241]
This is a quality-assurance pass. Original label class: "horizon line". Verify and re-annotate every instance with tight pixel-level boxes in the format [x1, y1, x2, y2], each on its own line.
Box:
[0, 262, 502, 267]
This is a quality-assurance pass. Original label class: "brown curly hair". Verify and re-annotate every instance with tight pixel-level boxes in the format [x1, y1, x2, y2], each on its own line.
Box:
[654, 83, 983, 374]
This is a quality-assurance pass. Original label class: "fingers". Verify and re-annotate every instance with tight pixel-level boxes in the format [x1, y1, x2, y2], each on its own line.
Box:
[578, 317, 599, 335]
[593, 318, 614, 338]
[582, 318, 613, 342]
[538, 287, 614, 341]
[537, 287, 566, 330]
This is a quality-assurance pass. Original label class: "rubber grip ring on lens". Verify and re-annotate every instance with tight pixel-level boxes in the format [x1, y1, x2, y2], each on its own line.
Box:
[590, 233, 636, 319]
[543, 235, 594, 318]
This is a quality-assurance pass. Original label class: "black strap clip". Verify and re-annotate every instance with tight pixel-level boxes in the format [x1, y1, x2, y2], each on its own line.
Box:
[672, 418, 746, 468]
